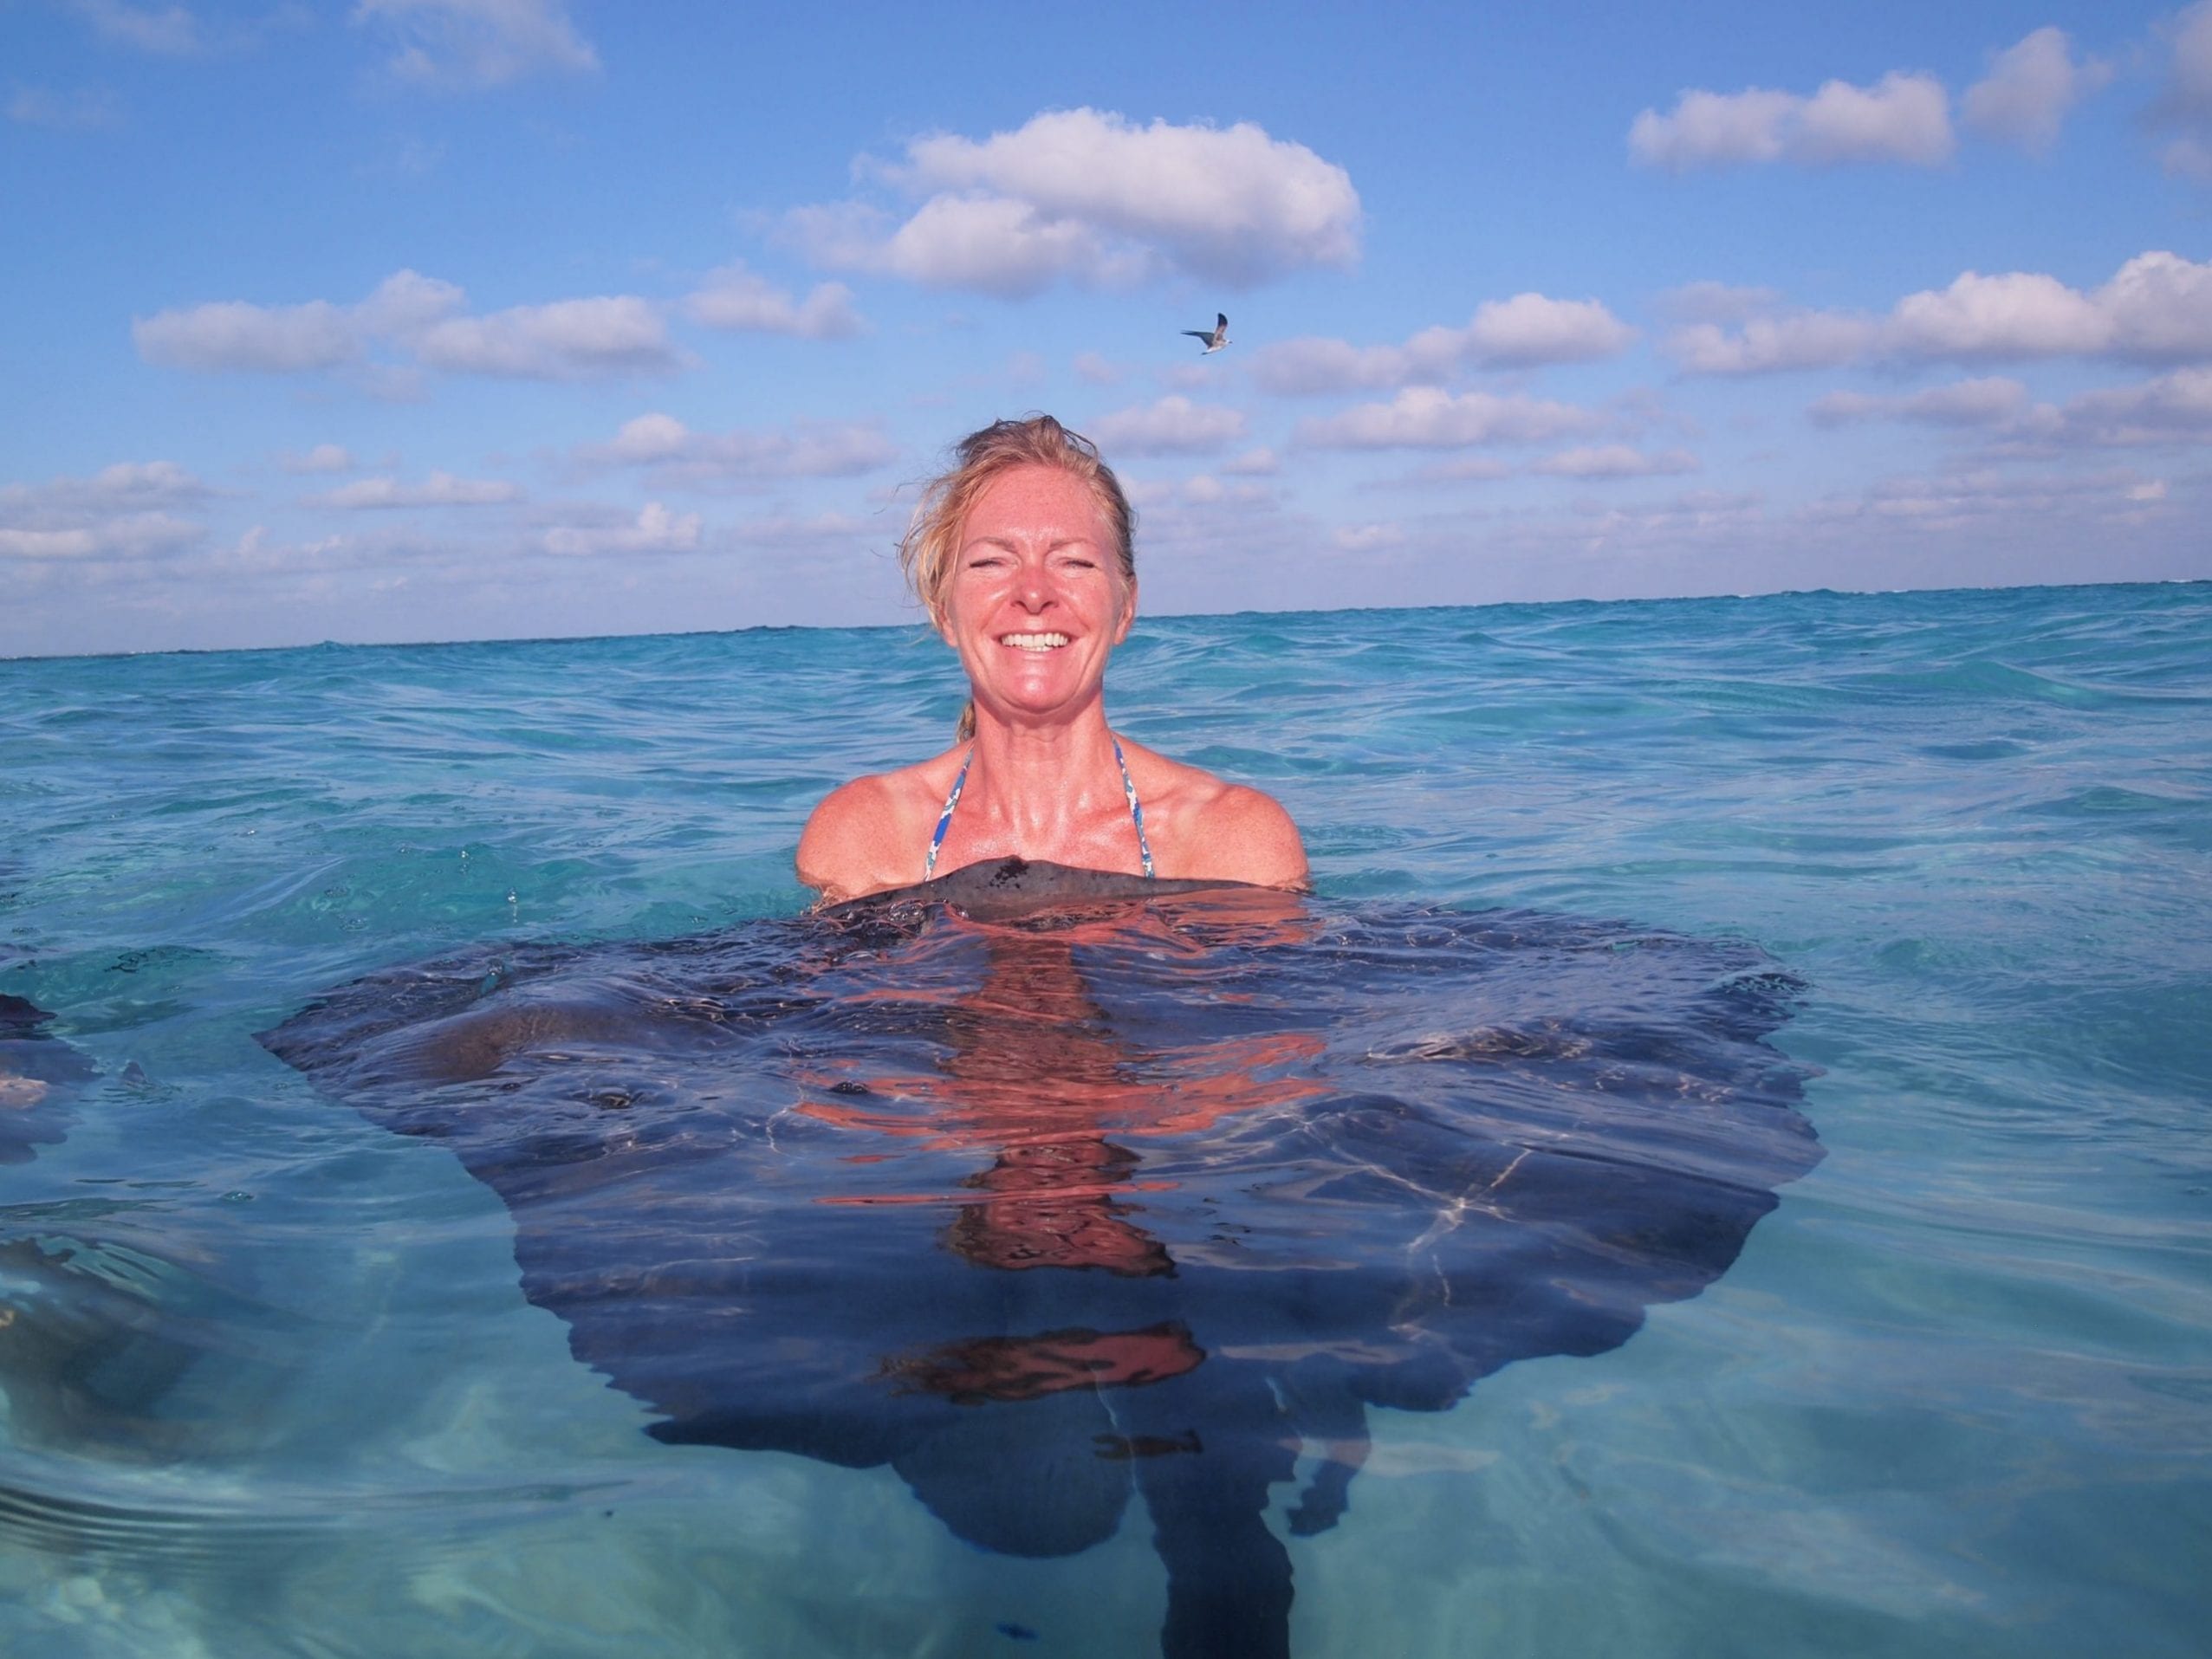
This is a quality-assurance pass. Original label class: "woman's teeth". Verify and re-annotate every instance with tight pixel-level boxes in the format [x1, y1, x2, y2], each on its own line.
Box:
[1000, 632, 1069, 651]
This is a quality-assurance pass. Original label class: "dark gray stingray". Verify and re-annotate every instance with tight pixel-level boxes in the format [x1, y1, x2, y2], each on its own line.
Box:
[0, 995, 225, 1462]
[1, 993, 93, 1167]
[259, 858, 1821, 1658]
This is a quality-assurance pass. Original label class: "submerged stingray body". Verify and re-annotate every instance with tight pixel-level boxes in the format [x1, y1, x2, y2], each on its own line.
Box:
[260, 859, 1821, 1658]
[1, 993, 93, 1166]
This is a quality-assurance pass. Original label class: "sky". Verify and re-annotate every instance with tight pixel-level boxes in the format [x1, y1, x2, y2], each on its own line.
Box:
[4, 0, 2210, 659]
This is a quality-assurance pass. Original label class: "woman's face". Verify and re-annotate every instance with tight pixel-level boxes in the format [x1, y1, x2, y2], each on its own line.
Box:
[943, 463, 1134, 729]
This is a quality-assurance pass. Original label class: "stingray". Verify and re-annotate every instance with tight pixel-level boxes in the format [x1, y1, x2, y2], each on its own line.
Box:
[258, 858, 1821, 1658]
[1, 994, 249, 1471]
[1, 993, 93, 1167]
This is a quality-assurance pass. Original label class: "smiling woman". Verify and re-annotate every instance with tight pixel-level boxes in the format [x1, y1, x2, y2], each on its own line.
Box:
[796, 416, 1308, 903]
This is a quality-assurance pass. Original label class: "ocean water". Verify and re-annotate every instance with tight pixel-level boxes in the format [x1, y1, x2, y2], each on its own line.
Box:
[2, 580, 2208, 1656]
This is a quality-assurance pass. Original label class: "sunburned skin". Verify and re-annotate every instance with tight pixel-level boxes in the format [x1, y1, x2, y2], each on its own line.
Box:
[0, 1071, 49, 1108]
[798, 463, 1307, 904]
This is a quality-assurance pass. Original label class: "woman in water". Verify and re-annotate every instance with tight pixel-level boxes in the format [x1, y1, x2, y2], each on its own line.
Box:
[798, 415, 1307, 904]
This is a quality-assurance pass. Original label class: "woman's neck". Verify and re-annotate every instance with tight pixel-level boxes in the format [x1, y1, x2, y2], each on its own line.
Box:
[959, 699, 1124, 847]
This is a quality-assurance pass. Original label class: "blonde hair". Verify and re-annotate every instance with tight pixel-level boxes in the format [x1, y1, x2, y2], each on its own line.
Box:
[899, 416, 1136, 741]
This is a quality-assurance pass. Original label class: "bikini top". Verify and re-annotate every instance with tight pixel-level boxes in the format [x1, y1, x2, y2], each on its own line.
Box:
[924, 734, 1154, 881]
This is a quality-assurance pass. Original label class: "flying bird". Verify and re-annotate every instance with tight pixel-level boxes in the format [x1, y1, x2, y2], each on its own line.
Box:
[1182, 313, 1229, 354]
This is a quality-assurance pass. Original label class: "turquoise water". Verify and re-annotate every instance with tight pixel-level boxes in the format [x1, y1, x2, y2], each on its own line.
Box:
[3, 581, 2209, 1656]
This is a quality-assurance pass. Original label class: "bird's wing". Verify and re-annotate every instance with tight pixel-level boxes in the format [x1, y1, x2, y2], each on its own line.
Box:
[1216, 313, 1229, 330]
[1182, 330, 1212, 341]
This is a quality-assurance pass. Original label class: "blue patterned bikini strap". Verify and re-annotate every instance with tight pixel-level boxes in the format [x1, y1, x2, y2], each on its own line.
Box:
[1112, 734, 1156, 879]
[923, 748, 973, 880]
[923, 736, 1153, 881]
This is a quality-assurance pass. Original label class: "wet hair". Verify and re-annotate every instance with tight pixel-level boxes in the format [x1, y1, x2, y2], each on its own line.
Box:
[900, 415, 1137, 741]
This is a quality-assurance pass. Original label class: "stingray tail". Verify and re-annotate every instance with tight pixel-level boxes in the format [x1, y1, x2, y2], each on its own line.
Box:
[1126, 1375, 1296, 1659]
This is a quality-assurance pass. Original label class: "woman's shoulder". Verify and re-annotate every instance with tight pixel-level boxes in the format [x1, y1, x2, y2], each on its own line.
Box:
[797, 748, 966, 904]
[1119, 738, 1309, 890]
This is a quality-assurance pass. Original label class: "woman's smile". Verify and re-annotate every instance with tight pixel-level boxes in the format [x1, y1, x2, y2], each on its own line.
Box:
[944, 463, 1132, 717]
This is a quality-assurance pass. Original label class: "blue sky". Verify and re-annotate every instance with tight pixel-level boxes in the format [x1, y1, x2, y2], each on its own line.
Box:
[4, 0, 2210, 658]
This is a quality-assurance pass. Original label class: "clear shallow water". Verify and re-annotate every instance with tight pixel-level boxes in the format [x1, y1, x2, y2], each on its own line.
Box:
[3, 582, 2209, 1656]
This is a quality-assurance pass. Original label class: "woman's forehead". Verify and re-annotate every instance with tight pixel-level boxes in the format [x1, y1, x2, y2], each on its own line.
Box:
[963, 464, 1111, 543]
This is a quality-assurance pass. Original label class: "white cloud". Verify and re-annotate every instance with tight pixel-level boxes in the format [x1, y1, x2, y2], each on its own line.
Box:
[1250, 294, 1633, 394]
[1531, 445, 1699, 478]
[69, 1, 201, 55]
[1665, 310, 1882, 374]
[1088, 395, 1247, 455]
[885, 195, 1138, 296]
[1819, 466, 2182, 530]
[356, 268, 464, 334]
[1220, 447, 1279, 476]
[410, 296, 678, 379]
[785, 198, 1130, 300]
[135, 297, 360, 372]
[1631, 87, 1796, 168]
[0, 514, 200, 561]
[3, 460, 209, 511]
[1669, 251, 2212, 373]
[8, 85, 123, 128]
[307, 471, 522, 509]
[578, 413, 898, 484]
[1809, 378, 2035, 428]
[135, 269, 680, 380]
[2171, 1, 2212, 107]
[2059, 366, 2212, 443]
[0, 463, 209, 564]
[1962, 27, 2111, 154]
[1631, 71, 1952, 169]
[353, 0, 598, 87]
[592, 412, 690, 463]
[1805, 366, 2212, 453]
[282, 444, 356, 474]
[1887, 270, 2112, 359]
[2154, 2, 2212, 175]
[786, 107, 1360, 295]
[2098, 250, 2212, 358]
[1891, 254, 2212, 363]
[684, 263, 863, 340]
[1332, 522, 1406, 552]
[542, 502, 701, 558]
[1796, 72, 1953, 165]
[1294, 387, 1604, 450]
[1464, 293, 1638, 367]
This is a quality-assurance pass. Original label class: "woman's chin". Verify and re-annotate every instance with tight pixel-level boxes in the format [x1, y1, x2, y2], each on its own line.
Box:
[974, 670, 1099, 719]
[978, 693, 1092, 729]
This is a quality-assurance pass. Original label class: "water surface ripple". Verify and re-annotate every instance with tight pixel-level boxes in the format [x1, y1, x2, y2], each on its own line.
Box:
[2, 580, 2208, 1657]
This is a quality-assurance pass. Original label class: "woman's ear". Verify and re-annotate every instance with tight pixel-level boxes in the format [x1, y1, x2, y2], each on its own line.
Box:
[1112, 580, 1138, 645]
